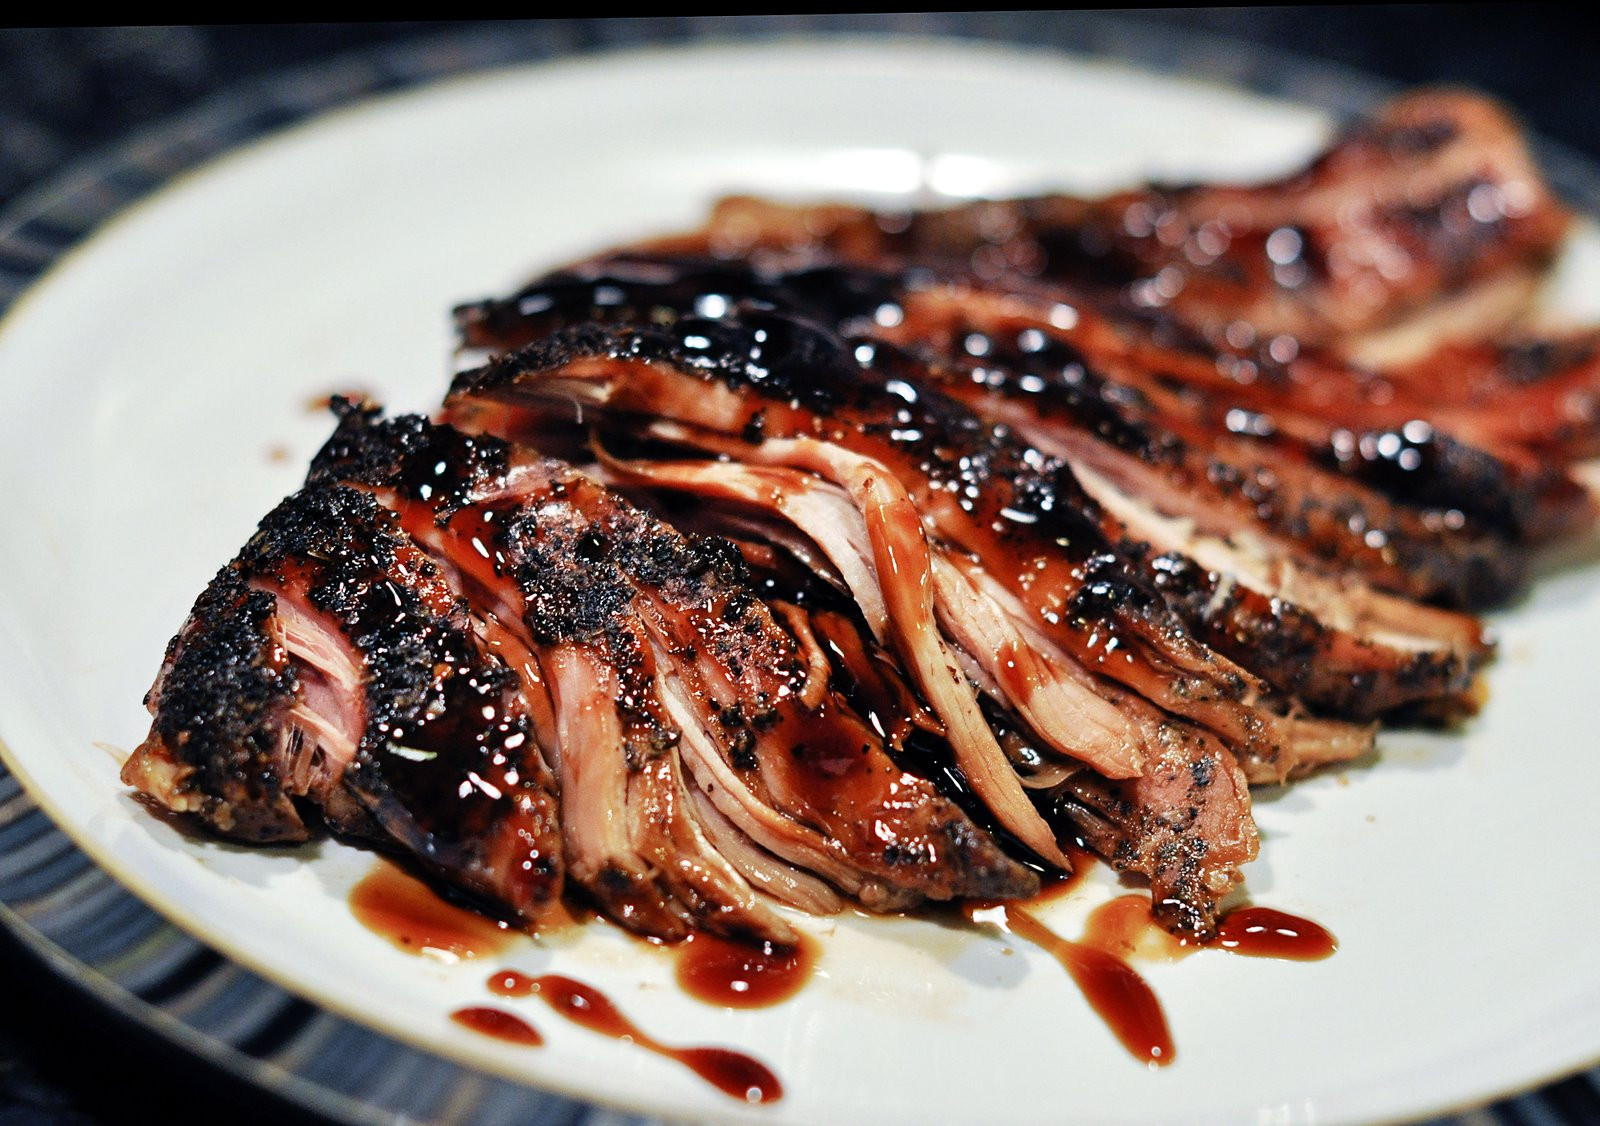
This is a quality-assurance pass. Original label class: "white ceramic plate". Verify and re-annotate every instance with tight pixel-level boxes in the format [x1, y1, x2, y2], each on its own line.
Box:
[2, 39, 1598, 1125]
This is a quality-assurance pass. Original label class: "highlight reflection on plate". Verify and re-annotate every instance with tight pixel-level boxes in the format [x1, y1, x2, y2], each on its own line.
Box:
[1, 38, 1598, 1125]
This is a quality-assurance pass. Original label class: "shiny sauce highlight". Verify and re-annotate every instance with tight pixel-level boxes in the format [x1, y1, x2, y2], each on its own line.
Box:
[1214, 906, 1337, 961]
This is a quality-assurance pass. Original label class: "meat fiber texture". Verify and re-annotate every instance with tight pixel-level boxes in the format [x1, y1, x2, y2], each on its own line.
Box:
[127, 88, 1599, 944]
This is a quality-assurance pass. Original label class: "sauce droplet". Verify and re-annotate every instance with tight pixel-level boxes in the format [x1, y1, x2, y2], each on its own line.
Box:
[672, 1047, 783, 1103]
[349, 860, 512, 963]
[675, 932, 817, 1009]
[487, 969, 537, 998]
[519, 973, 782, 1103]
[451, 1005, 544, 1046]
[1213, 906, 1337, 960]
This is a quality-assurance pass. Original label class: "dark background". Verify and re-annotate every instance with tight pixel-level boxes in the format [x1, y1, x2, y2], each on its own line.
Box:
[1, 9, 1596, 214]
[1, 13, 1595, 1125]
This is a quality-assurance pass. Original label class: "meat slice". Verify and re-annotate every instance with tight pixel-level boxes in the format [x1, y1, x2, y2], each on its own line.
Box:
[449, 316, 1379, 922]
[878, 287, 1531, 600]
[729, 558, 1260, 941]
[126, 484, 565, 924]
[449, 302, 1373, 755]
[1050, 732, 1256, 938]
[458, 251, 1564, 619]
[455, 253, 1511, 738]
[1372, 332, 1600, 463]
[599, 448, 1367, 780]
[664, 90, 1570, 352]
[462, 250, 1592, 555]
[1074, 313, 1596, 546]
[308, 406, 1039, 933]
[126, 566, 329, 843]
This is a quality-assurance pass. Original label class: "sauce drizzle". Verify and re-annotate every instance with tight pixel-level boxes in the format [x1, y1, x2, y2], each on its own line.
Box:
[969, 903, 1174, 1067]
[451, 1005, 544, 1046]
[1078, 895, 1337, 963]
[487, 971, 783, 1103]
[969, 892, 1336, 1067]
[674, 932, 818, 1009]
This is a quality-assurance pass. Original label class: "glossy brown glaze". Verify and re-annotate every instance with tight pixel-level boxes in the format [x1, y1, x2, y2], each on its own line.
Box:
[349, 860, 513, 962]
[1080, 894, 1336, 963]
[968, 902, 1174, 1067]
[316, 406, 1038, 936]
[1214, 906, 1338, 961]
[514, 974, 782, 1103]
[451, 1005, 545, 1046]
[674, 932, 818, 1009]
[963, 883, 1336, 1068]
[451, 309, 1275, 929]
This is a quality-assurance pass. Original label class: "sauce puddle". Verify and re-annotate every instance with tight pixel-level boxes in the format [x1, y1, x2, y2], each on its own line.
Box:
[1213, 906, 1337, 961]
[487, 971, 781, 1103]
[674, 932, 818, 1009]
[348, 860, 513, 963]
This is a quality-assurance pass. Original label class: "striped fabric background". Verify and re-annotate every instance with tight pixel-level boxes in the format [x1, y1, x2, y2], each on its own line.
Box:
[1, 16, 1596, 1125]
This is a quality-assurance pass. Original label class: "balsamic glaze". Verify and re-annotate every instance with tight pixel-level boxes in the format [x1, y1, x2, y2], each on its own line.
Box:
[1214, 906, 1337, 960]
[973, 902, 1175, 1067]
[360, 849, 1331, 1084]
[348, 860, 512, 962]
[1078, 893, 1336, 962]
[487, 971, 782, 1103]
[674, 932, 818, 1009]
[451, 1005, 544, 1046]
[969, 860, 1336, 1067]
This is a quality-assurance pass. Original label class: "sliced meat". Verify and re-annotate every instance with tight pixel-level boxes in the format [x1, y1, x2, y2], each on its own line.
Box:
[878, 285, 1535, 602]
[769, 576, 1260, 939]
[1048, 729, 1257, 939]
[308, 406, 1039, 933]
[453, 253, 1511, 717]
[447, 308, 1371, 766]
[1375, 332, 1600, 462]
[127, 484, 565, 924]
[126, 566, 329, 843]
[469, 251, 1590, 553]
[665, 89, 1570, 351]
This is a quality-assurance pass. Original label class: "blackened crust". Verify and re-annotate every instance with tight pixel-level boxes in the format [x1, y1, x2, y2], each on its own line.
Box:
[309, 398, 511, 522]
[141, 566, 303, 840]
